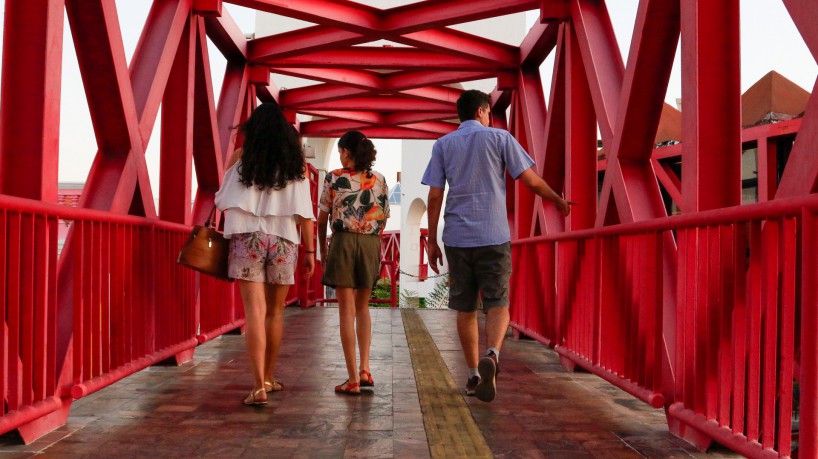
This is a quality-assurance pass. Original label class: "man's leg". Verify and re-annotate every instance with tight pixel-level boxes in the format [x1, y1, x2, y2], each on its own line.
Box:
[474, 243, 512, 402]
[485, 306, 510, 351]
[444, 245, 481, 395]
[457, 311, 479, 369]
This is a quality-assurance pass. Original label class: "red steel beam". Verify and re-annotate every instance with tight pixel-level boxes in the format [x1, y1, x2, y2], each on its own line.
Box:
[384, 112, 457, 125]
[301, 119, 372, 136]
[294, 96, 456, 113]
[281, 85, 370, 107]
[776, 79, 818, 197]
[297, 110, 383, 125]
[382, 0, 538, 34]
[595, 0, 679, 225]
[569, 0, 623, 146]
[520, 21, 560, 69]
[286, 84, 458, 107]
[775, 1, 818, 197]
[384, 70, 495, 91]
[159, 17, 195, 224]
[203, 7, 248, 61]
[395, 28, 518, 67]
[270, 67, 383, 90]
[264, 47, 506, 71]
[192, 17, 227, 222]
[532, 25, 566, 235]
[564, 22, 596, 231]
[0, 0, 64, 202]
[401, 86, 460, 105]
[215, 62, 249, 161]
[65, 0, 165, 216]
[782, 0, 818, 61]
[224, 0, 381, 32]
[130, 0, 192, 141]
[250, 26, 516, 67]
[319, 126, 442, 140]
[249, 26, 365, 62]
[680, 0, 741, 211]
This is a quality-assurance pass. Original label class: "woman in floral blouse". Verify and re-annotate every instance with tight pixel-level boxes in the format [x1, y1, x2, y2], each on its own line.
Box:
[318, 130, 390, 395]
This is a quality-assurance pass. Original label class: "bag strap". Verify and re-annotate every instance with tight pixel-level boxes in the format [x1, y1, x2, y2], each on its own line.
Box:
[204, 205, 218, 229]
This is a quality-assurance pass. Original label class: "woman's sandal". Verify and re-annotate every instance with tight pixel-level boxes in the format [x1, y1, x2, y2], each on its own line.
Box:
[359, 370, 374, 388]
[243, 388, 268, 406]
[264, 380, 284, 392]
[334, 380, 361, 395]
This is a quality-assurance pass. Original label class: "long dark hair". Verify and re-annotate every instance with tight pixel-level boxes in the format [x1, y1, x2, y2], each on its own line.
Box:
[237, 102, 305, 190]
[338, 130, 376, 172]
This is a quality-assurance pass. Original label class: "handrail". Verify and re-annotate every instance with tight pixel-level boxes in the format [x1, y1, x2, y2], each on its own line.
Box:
[513, 194, 818, 244]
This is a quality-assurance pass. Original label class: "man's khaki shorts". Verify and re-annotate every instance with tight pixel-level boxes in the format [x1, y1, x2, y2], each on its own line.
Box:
[444, 242, 511, 312]
[322, 231, 381, 289]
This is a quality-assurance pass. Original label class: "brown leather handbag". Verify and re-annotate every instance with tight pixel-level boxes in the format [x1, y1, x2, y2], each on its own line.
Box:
[177, 206, 232, 282]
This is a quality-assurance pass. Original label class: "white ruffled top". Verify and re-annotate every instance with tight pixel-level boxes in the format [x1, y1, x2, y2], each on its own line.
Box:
[214, 161, 315, 242]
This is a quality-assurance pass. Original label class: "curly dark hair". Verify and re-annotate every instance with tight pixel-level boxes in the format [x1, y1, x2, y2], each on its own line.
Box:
[456, 89, 491, 122]
[237, 102, 305, 190]
[338, 130, 376, 172]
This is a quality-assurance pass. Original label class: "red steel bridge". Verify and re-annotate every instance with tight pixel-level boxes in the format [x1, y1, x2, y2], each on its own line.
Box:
[0, 0, 817, 457]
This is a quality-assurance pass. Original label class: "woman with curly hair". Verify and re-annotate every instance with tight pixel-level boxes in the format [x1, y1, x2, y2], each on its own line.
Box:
[215, 102, 315, 405]
[318, 130, 390, 395]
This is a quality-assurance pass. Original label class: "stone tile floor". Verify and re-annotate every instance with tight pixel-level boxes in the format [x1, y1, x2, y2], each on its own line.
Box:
[0, 307, 740, 458]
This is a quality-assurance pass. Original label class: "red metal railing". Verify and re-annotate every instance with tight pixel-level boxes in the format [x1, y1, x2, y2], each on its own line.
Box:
[511, 195, 818, 457]
[418, 229, 429, 281]
[0, 191, 327, 435]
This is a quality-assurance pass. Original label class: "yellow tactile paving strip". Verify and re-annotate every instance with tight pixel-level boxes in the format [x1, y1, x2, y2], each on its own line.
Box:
[402, 309, 493, 459]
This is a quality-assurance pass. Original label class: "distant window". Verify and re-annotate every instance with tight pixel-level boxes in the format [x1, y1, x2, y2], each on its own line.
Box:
[389, 182, 401, 205]
[741, 143, 759, 204]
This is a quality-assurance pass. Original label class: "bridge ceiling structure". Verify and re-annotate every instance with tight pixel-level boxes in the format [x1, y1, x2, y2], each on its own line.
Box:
[238, 0, 540, 140]
[1, 0, 818, 458]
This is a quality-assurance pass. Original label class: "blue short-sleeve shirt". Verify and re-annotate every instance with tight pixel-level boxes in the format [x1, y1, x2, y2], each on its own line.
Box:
[421, 120, 535, 247]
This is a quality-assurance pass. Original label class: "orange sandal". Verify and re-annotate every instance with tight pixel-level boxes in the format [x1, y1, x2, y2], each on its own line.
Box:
[334, 380, 361, 395]
[243, 388, 268, 405]
[359, 370, 374, 387]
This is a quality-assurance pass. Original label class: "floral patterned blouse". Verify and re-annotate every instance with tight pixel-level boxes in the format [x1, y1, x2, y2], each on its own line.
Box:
[319, 168, 390, 235]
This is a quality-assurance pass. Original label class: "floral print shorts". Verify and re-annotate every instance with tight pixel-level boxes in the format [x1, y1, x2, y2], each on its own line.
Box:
[228, 232, 298, 284]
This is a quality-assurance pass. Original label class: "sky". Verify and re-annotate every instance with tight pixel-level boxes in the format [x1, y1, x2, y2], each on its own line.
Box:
[0, 1, 815, 203]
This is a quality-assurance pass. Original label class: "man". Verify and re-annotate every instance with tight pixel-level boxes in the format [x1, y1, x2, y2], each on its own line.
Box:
[421, 89, 573, 402]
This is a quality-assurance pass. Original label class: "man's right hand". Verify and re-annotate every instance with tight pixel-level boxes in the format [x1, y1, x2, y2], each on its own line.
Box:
[427, 240, 443, 274]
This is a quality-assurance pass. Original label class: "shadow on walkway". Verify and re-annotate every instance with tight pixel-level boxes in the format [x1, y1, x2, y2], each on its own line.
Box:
[0, 308, 739, 458]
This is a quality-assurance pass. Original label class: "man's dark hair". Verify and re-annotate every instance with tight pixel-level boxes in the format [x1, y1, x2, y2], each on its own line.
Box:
[456, 89, 491, 122]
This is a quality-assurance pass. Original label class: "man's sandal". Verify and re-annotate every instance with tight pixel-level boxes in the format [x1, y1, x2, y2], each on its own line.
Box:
[243, 388, 268, 405]
[264, 380, 284, 392]
[359, 370, 374, 387]
[334, 380, 361, 395]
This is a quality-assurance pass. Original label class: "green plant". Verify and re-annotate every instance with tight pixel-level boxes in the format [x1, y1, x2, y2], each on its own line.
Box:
[369, 277, 395, 307]
[425, 275, 450, 309]
[399, 288, 419, 308]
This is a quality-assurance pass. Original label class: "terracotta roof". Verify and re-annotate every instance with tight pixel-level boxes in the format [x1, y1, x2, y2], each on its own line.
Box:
[741, 71, 810, 127]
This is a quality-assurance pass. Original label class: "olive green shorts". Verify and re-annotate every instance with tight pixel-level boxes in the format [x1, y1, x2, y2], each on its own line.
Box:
[322, 231, 381, 289]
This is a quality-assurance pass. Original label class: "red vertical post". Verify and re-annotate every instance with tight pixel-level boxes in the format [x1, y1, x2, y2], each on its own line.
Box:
[0, 0, 64, 202]
[680, 0, 741, 211]
[801, 208, 818, 458]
